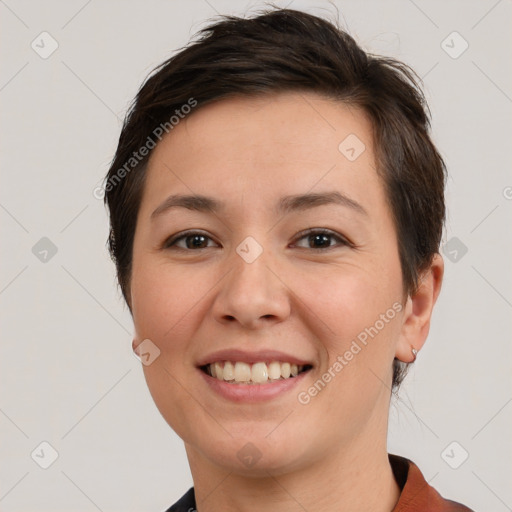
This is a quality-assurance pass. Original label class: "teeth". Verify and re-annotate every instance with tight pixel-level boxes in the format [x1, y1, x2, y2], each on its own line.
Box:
[281, 362, 291, 379]
[213, 361, 223, 380]
[206, 361, 307, 384]
[268, 361, 281, 380]
[251, 362, 268, 383]
[234, 362, 251, 382]
[223, 361, 234, 381]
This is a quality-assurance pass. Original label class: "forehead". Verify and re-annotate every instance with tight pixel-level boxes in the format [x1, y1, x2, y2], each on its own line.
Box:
[141, 91, 384, 216]
[161, 92, 373, 163]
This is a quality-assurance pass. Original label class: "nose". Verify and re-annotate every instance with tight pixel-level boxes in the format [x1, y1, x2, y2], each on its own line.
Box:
[211, 247, 291, 329]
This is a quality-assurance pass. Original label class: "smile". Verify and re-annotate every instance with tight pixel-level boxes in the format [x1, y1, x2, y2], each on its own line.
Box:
[201, 361, 313, 385]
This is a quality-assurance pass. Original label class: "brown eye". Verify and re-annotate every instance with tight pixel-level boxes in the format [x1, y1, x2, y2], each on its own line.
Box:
[164, 231, 218, 250]
[293, 229, 349, 250]
[184, 234, 209, 249]
[308, 233, 331, 249]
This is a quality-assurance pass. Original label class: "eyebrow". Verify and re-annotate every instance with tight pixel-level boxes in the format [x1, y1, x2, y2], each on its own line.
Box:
[151, 191, 368, 219]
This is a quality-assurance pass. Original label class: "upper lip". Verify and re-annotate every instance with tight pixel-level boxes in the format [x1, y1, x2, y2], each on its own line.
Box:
[196, 349, 314, 367]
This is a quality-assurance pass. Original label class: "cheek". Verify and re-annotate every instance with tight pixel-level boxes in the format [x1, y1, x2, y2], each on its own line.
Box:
[297, 269, 402, 427]
[131, 261, 200, 344]
[298, 262, 403, 408]
[130, 263, 213, 441]
[298, 260, 399, 339]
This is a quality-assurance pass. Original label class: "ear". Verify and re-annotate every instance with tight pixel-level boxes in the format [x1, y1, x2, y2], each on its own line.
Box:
[395, 253, 444, 362]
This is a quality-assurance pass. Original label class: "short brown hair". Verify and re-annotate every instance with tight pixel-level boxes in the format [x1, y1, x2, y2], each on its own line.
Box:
[104, 8, 446, 390]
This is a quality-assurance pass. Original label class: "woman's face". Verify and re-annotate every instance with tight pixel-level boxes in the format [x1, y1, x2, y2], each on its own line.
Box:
[130, 92, 412, 474]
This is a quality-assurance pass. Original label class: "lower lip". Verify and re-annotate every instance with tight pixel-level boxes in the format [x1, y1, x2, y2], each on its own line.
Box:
[198, 368, 311, 403]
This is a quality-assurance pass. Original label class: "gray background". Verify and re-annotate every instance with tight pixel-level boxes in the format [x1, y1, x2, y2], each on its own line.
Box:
[1, 0, 511, 511]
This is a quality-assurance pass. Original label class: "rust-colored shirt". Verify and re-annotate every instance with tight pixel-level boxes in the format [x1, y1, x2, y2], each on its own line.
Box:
[388, 454, 474, 511]
[164, 454, 474, 511]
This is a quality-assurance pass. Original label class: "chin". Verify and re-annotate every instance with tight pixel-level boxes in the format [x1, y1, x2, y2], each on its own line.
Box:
[188, 430, 315, 477]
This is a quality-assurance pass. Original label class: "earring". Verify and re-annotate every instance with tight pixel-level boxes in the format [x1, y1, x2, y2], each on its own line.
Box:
[411, 347, 418, 362]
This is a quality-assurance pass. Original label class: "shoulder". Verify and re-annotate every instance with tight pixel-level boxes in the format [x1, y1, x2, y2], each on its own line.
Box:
[162, 487, 195, 512]
[389, 454, 475, 511]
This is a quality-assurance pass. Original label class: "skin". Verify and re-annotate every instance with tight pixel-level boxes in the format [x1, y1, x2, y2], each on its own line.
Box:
[129, 91, 444, 512]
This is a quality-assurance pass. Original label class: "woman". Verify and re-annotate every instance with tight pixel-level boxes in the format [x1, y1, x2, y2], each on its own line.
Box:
[104, 8, 474, 511]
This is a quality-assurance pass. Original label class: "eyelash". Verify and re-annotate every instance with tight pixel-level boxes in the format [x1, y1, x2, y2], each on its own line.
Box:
[163, 228, 352, 251]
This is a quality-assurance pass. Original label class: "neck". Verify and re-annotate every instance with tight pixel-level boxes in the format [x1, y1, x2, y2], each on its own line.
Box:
[185, 418, 400, 512]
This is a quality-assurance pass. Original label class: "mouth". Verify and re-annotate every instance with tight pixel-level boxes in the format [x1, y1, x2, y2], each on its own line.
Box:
[199, 361, 314, 385]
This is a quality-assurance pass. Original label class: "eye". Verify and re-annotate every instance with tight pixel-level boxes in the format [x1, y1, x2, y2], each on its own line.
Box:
[163, 230, 218, 250]
[163, 228, 350, 251]
[291, 229, 350, 250]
